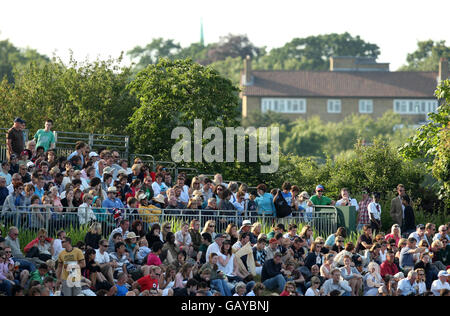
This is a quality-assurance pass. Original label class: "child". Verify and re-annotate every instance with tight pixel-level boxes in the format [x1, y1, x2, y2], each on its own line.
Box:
[233, 282, 247, 296]
[136, 238, 151, 265]
[280, 281, 300, 296]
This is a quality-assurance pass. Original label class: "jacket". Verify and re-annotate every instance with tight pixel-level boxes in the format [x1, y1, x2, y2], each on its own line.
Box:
[24, 237, 54, 254]
[1, 193, 26, 215]
[390, 196, 403, 225]
[255, 193, 275, 216]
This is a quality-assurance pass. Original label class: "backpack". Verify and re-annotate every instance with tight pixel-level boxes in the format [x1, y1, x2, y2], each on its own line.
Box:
[273, 189, 292, 218]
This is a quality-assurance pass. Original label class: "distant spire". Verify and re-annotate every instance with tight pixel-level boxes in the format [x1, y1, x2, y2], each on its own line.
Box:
[200, 18, 204, 46]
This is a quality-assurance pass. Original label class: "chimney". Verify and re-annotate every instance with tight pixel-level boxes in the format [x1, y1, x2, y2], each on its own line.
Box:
[243, 55, 253, 85]
[439, 58, 449, 82]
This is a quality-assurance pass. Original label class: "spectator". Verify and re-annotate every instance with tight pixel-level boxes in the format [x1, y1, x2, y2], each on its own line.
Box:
[397, 270, 418, 296]
[308, 185, 335, 206]
[390, 184, 406, 226]
[399, 237, 426, 272]
[402, 195, 416, 236]
[94, 239, 114, 284]
[430, 270, 450, 296]
[368, 192, 382, 233]
[56, 236, 85, 296]
[409, 224, 427, 244]
[380, 250, 399, 278]
[254, 184, 275, 216]
[305, 241, 324, 270]
[322, 268, 352, 296]
[6, 118, 25, 161]
[261, 252, 286, 293]
[340, 255, 363, 296]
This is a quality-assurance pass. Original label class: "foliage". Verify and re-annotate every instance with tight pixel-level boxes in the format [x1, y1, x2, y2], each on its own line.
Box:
[0, 38, 49, 83]
[398, 40, 450, 71]
[127, 58, 240, 160]
[0, 54, 138, 136]
[400, 79, 450, 207]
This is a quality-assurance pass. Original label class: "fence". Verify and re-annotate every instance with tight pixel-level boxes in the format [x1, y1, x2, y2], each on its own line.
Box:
[53, 131, 129, 160]
[1, 206, 338, 239]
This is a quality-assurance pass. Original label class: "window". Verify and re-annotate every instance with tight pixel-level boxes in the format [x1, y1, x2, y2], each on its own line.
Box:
[393, 99, 438, 114]
[261, 98, 307, 113]
[359, 99, 373, 113]
[327, 99, 341, 113]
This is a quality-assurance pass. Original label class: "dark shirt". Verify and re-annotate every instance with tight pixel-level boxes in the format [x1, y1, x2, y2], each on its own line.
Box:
[7, 127, 24, 156]
[84, 232, 102, 249]
[0, 187, 9, 206]
[356, 234, 373, 253]
[261, 258, 282, 282]
[403, 205, 415, 232]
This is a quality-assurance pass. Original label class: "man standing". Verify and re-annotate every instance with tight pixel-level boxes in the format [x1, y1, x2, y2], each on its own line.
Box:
[6, 118, 25, 161]
[308, 185, 335, 206]
[56, 237, 85, 296]
[33, 119, 55, 152]
[390, 184, 405, 227]
[357, 188, 372, 232]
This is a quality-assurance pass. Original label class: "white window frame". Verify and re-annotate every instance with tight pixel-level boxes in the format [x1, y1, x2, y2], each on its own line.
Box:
[393, 99, 438, 115]
[327, 99, 341, 113]
[261, 98, 307, 114]
[359, 99, 373, 114]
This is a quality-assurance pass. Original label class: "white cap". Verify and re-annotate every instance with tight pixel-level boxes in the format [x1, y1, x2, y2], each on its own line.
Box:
[438, 270, 449, 277]
[26, 161, 35, 168]
[89, 152, 99, 158]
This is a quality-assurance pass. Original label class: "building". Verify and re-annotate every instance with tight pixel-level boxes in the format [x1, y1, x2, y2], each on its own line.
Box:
[241, 56, 449, 123]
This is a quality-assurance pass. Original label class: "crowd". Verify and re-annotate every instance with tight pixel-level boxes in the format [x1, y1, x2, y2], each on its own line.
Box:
[0, 117, 449, 297]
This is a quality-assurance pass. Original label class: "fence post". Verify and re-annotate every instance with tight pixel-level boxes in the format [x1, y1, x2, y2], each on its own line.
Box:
[88, 134, 94, 149]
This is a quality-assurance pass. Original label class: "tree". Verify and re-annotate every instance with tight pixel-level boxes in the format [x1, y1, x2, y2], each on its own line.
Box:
[399, 40, 450, 71]
[400, 79, 450, 207]
[0, 54, 137, 136]
[127, 38, 182, 72]
[206, 34, 262, 63]
[0, 38, 49, 83]
[127, 58, 240, 160]
[255, 32, 380, 71]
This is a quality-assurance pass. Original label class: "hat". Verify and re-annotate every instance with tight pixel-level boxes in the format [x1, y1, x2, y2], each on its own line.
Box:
[138, 194, 147, 201]
[26, 161, 35, 168]
[9, 154, 17, 160]
[125, 232, 137, 240]
[14, 117, 26, 124]
[152, 194, 165, 204]
[117, 169, 127, 176]
[394, 272, 404, 279]
[215, 233, 224, 240]
[438, 270, 449, 277]
[107, 186, 117, 193]
[300, 191, 310, 199]
[242, 220, 252, 226]
[103, 167, 114, 174]
[89, 152, 99, 158]
[417, 224, 425, 230]
[269, 238, 278, 244]
[315, 184, 325, 191]
[20, 150, 28, 157]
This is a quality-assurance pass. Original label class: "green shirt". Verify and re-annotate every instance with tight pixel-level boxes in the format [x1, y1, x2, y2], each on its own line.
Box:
[34, 129, 55, 151]
[310, 194, 332, 205]
[30, 270, 50, 284]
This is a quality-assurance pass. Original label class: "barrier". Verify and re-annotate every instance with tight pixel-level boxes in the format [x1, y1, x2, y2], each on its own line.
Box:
[1, 206, 338, 238]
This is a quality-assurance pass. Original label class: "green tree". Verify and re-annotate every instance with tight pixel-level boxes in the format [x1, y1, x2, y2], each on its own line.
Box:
[127, 38, 182, 72]
[399, 40, 450, 71]
[0, 54, 137, 136]
[127, 58, 240, 160]
[0, 38, 49, 83]
[400, 79, 450, 206]
[255, 32, 380, 71]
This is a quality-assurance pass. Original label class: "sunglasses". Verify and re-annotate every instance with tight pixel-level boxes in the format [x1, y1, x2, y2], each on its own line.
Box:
[209, 225, 215, 228]
[317, 190, 324, 192]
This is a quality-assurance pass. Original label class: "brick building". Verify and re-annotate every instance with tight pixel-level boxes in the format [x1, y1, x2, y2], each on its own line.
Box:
[241, 56, 449, 124]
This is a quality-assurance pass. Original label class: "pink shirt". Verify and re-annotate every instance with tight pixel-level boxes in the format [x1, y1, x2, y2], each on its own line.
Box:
[147, 253, 162, 266]
[384, 234, 400, 247]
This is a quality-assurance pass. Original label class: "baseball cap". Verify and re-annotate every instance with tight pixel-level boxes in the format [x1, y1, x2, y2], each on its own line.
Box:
[242, 220, 252, 226]
[89, 152, 99, 158]
[26, 161, 35, 168]
[438, 270, 449, 277]
[214, 234, 224, 240]
[103, 167, 114, 174]
[316, 185, 325, 191]
[417, 224, 425, 230]
[14, 117, 26, 124]
[9, 154, 18, 160]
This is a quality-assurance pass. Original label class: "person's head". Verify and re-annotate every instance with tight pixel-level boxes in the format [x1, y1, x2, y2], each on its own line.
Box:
[62, 236, 72, 250]
[438, 270, 449, 283]
[425, 223, 436, 236]
[331, 268, 342, 282]
[310, 276, 321, 288]
[315, 184, 325, 197]
[416, 224, 425, 237]
[252, 283, 266, 296]
[256, 238, 267, 250]
[115, 241, 126, 255]
[240, 232, 251, 245]
[396, 184, 405, 196]
[344, 242, 355, 252]
[386, 250, 395, 263]
[310, 241, 322, 253]
[363, 225, 372, 236]
[340, 187, 350, 199]
[8, 227, 19, 240]
[186, 279, 198, 294]
[300, 225, 313, 238]
[288, 223, 298, 235]
[343, 255, 352, 267]
[420, 252, 430, 264]
[407, 270, 418, 282]
[203, 220, 216, 234]
[371, 192, 381, 203]
[256, 183, 267, 196]
[284, 281, 296, 293]
[112, 232, 122, 244]
[273, 252, 283, 265]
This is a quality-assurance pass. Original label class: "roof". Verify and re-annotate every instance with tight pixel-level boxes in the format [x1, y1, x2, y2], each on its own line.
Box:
[241, 71, 438, 98]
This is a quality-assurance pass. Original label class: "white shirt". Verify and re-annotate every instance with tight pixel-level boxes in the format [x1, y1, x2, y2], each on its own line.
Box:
[180, 186, 190, 203]
[0, 171, 12, 186]
[336, 197, 359, 211]
[431, 279, 450, 296]
[52, 239, 63, 261]
[205, 242, 221, 263]
[95, 249, 111, 264]
[217, 252, 235, 276]
[305, 287, 320, 296]
[368, 202, 381, 220]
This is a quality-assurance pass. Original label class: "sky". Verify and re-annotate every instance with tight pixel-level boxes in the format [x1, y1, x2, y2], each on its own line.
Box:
[0, 0, 449, 70]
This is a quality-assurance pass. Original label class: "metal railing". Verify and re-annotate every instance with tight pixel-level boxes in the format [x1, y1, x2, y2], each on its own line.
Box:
[54, 131, 129, 159]
[1, 206, 338, 238]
